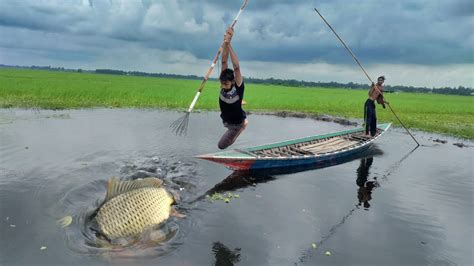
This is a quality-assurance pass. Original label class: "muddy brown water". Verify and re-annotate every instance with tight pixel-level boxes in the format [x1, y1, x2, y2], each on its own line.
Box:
[0, 109, 472, 266]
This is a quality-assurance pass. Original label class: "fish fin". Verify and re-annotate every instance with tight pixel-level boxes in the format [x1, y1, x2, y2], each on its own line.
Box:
[168, 189, 181, 202]
[170, 207, 186, 219]
[105, 176, 164, 201]
[105, 176, 119, 201]
[148, 229, 167, 243]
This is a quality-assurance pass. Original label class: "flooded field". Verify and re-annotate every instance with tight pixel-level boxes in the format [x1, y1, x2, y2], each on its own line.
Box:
[0, 109, 472, 265]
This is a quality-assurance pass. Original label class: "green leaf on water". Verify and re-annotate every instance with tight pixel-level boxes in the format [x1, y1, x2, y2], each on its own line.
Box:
[209, 192, 223, 201]
[208, 192, 240, 203]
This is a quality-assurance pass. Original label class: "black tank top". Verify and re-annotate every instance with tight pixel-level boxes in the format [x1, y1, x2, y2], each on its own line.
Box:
[219, 81, 246, 124]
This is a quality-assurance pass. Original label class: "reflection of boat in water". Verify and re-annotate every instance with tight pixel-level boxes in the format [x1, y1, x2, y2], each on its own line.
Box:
[197, 123, 391, 170]
[200, 147, 383, 198]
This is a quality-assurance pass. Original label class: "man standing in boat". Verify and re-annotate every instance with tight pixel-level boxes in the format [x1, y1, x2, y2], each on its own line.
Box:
[217, 27, 248, 149]
[364, 76, 389, 137]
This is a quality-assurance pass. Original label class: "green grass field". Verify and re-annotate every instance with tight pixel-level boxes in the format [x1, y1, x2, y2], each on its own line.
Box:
[1, 68, 473, 139]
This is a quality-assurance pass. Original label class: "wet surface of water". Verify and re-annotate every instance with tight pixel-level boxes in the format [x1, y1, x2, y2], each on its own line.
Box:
[0, 109, 472, 265]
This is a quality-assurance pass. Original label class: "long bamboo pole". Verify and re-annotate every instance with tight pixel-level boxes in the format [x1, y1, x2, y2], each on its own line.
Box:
[314, 8, 420, 147]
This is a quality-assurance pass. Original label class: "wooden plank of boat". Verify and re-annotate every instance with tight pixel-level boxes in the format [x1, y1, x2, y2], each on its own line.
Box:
[300, 138, 348, 151]
[312, 140, 360, 154]
[264, 133, 363, 155]
[350, 135, 372, 141]
[196, 123, 391, 170]
[289, 146, 313, 155]
[298, 137, 344, 150]
[305, 143, 357, 155]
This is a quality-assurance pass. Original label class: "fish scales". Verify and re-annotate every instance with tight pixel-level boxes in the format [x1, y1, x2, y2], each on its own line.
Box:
[96, 186, 173, 239]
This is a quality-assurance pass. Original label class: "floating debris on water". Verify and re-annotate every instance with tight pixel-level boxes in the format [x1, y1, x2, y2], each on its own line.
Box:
[58, 216, 73, 228]
[453, 143, 470, 148]
[325, 251, 332, 256]
[208, 192, 240, 203]
[312, 243, 317, 249]
[432, 138, 447, 144]
[259, 111, 358, 126]
[40, 246, 47, 250]
[9, 224, 16, 228]
[45, 113, 70, 119]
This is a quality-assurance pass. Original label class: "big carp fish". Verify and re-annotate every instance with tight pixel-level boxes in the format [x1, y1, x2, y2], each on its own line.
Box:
[94, 176, 182, 241]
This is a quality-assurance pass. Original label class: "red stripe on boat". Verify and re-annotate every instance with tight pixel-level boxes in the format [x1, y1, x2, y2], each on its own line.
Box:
[201, 157, 255, 170]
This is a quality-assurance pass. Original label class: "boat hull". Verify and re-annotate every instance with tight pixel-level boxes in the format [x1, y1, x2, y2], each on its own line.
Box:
[249, 143, 372, 170]
[197, 123, 391, 171]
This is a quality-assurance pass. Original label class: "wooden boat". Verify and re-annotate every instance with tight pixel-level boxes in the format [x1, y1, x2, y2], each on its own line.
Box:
[196, 123, 391, 170]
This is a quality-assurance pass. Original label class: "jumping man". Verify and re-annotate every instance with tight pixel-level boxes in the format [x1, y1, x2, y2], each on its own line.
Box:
[364, 76, 389, 137]
[217, 27, 248, 149]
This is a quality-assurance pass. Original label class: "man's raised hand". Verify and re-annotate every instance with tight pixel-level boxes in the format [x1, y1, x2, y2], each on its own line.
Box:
[224, 27, 234, 44]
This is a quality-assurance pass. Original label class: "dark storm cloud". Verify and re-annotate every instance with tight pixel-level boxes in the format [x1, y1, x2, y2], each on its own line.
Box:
[0, 0, 472, 65]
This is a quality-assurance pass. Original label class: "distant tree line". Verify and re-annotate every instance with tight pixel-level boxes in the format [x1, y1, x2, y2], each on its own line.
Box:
[97, 69, 201, 80]
[244, 77, 474, 96]
[1, 64, 472, 96]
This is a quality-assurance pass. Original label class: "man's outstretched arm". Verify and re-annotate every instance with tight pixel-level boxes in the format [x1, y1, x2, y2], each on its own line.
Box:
[221, 27, 235, 72]
[228, 44, 242, 86]
[221, 37, 230, 72]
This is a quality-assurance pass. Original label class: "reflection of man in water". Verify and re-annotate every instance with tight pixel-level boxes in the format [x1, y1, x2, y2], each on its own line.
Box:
[356, 157, 379, 209]
[212, 241, 241, 266]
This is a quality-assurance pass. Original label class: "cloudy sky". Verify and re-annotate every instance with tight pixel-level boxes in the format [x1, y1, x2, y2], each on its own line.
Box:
[0, 0, 473, 87]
